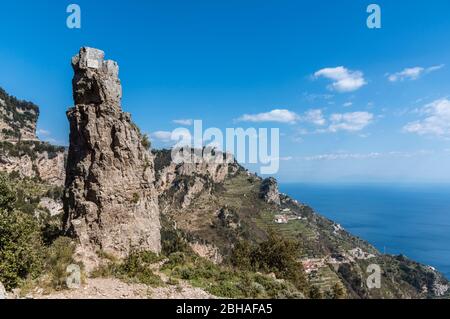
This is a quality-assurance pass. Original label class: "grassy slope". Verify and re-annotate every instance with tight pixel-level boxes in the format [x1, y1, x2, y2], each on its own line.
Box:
[162, 168, 449, 299]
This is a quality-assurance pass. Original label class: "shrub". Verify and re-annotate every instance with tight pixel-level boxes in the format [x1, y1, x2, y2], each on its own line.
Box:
[331, 282, 347, 299]
[141, 134, 151, 150]
[131, 193, 140, 204]
[92, 250, 164, 287]
[44, 237, 78, 290]
[230, 232, 309, 293]
[0, 175, 15, 211]
[309, 285, 323, 299]
[0, 210, 45, 290]
[0, 177, 46, 290]
[160, 224, 191, 256]
[162, 252, 305, 299]
[229, 241, 253, 271]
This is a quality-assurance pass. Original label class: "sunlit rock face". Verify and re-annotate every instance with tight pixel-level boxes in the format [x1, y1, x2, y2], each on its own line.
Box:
[63, 47, 161, 262]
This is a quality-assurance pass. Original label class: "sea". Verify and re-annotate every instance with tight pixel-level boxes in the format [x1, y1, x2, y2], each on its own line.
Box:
[279, 183, 450, 279]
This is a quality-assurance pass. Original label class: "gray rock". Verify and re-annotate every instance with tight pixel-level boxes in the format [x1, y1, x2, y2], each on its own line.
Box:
[259, 177, 281, 206]
[71, 47, 122, 106]
[0, 282, 6, 299]
[153, 148, 240, 210]
[63, 48, 161, 260]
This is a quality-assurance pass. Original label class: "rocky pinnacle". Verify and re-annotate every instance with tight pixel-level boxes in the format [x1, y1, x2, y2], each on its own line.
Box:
[63, 47, 161, 262]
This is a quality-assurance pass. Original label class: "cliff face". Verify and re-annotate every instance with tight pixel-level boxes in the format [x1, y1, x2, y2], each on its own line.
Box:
[259, 177, 281, 206]
[0, 87, 39, 141]
[154, 149, 240, 211]
[0, 147, 65, 185]
[0, 87, 66, 186]
[63, 48, 161, 260]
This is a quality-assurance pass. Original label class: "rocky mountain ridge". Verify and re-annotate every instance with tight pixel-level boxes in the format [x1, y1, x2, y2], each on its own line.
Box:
[0, 47, 449, 299]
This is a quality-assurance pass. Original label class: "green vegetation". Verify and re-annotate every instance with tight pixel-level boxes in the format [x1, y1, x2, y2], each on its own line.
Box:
[0, 209, 45, 290]
[129, 120, 151, 151]
[0, 86, 39, 136]
[141, 134, 151, 150]
[230, 232, 309, 294]
[0, 175, 44, 289]
[41, 237, 79, 290]
[131, 193, 140, 204]
[152, 149, 173, 174]
[0, 141, 65, 161]
[92, 250, 164, 287]
[90, 223, 308, 298]
[0, 173, 79, 292]
[330, 282, 347, 299]
[161, 251, 304, 298]
[160, 219, 191, 256]
[2, 128, 21, 139]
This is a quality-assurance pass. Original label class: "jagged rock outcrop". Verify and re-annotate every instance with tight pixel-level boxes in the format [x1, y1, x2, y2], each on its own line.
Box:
[154, 149, 239, 194]
[153, 149, 240, 211]
[63, 47, 161, 261]
[259, 177, 280, 205]
[37, 197, 64, 217]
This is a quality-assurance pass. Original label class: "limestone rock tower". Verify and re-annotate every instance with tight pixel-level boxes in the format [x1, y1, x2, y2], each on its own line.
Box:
[63, 47, 161, 260]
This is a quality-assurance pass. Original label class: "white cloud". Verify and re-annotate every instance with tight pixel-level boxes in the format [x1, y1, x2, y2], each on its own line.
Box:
[150, 131, 173, 142]
[343, 102, 353, 107]
[302, 152, 382, 161]
[173, 119, 193, 126]
[388, 65, 444, 82]
[327, 112, 374, 132]
[37, 129, 51, 137]
[302, 92, 334, 102]
[267, 156, 293, 162]
[302, 109, 326, 126]
[403, 98, 450, 137]
[151, 130, 194, 146]
[314, 66, 367, 93]
[426, 64, 445, 72]
[237, 109, 300, 124]
[301, 150, 433, 161]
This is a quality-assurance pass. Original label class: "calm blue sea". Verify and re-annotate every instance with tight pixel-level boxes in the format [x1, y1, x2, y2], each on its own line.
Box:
[279, 183, 450, 279]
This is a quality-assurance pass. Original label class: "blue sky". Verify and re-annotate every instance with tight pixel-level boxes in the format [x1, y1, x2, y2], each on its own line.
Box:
[1, 0, 450, 183]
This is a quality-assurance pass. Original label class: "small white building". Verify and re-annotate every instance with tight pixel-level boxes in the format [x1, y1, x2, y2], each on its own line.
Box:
[274, 215, 289, 224]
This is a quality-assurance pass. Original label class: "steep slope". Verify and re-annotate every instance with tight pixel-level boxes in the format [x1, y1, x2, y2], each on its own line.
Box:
[154, 150, 449, 299]
[0, 87, 38, 141]
[0, 87, 66, 185]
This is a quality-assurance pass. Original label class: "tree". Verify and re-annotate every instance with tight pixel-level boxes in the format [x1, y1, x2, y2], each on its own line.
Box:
[0, 175, 44, 290]
[309, 285, 323, 299]
[230, 241, 254, 271]
[0, 209, 44, 290]
[230, 232, 309, 293]
[331, 282, 347, 299]
[0, 175, 15, 211]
